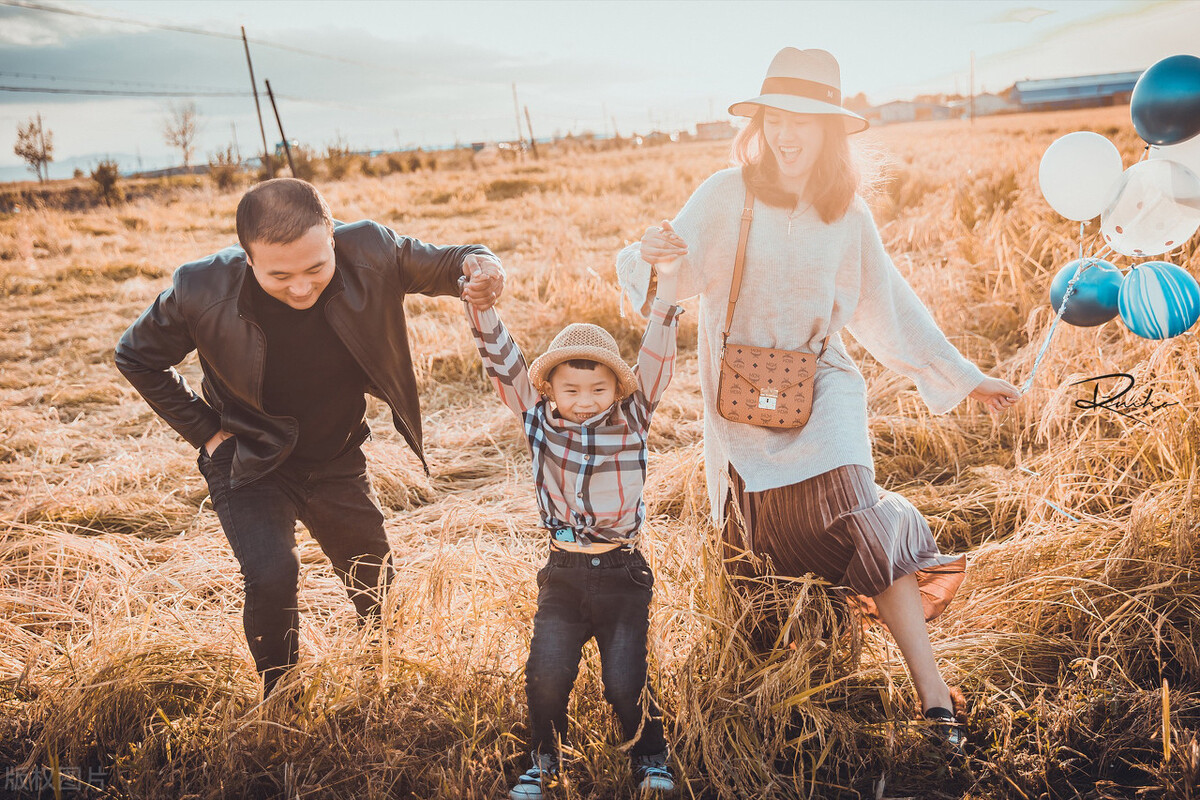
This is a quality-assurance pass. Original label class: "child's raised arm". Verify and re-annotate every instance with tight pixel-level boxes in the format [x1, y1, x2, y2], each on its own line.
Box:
[463, 299, 540, 417]
[632, 254, 683, 418]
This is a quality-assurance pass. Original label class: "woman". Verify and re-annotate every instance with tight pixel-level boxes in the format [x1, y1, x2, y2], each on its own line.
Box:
[616, 47, 1020, 748]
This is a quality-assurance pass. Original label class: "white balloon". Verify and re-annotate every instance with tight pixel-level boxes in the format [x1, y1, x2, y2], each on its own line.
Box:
[1149, 134, 1200, 180]
[1038, 131, 1124, 221]
[1101, 159, 1200, 257]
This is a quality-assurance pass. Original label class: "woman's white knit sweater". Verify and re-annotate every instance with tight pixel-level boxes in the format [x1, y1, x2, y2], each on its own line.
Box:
[616, 167, 986, 522]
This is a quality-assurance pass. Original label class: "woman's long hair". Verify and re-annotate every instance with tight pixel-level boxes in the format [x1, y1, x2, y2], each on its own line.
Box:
[731, 108, 860, 223]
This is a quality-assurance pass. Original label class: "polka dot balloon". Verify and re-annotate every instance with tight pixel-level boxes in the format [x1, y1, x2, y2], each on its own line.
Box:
[1101, 159, 1200, 257]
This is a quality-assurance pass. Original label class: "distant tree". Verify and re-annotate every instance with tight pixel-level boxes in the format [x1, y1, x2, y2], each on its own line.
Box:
[14, 114, 54, 182]
[843, 92, 872, 113]
[162, 101, 201, 170]
[207, 144, 242, 191]
[91, 159, 123, 206]
[323, 133, 358, 180]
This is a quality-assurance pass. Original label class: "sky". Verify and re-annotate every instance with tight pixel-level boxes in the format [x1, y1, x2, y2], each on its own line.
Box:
[2, 0, 1199, 180]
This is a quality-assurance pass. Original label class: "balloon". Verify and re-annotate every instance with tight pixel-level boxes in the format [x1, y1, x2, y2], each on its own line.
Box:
[1118, 260, 1200, 339]
[1049, 258, 1122, 327]
[1131, 55, 1200, 146]
[1149, 134, 1200, 181]
[1038, 131, 1124, 221]
[1101, 159, 1200, 256]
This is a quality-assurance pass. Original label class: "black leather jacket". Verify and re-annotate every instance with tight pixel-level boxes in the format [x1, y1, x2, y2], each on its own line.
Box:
[115, 220, 493, 488]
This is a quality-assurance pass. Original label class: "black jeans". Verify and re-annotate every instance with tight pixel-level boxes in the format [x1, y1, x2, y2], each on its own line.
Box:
[525, 548, 667, 757]
[197, 437, 392, 694]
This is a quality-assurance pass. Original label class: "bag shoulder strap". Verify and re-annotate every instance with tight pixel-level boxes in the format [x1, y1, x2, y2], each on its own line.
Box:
[722, 186, 755, 341]
[722, 183, 832, 357]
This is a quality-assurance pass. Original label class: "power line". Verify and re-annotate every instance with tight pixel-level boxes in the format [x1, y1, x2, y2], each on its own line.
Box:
[0, 84, 503, 119]
[0, 69, 241, 93]
[1, 85, 251, 98]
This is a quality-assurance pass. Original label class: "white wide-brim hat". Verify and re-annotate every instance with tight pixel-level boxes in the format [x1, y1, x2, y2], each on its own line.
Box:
[729, 47, 869, 134]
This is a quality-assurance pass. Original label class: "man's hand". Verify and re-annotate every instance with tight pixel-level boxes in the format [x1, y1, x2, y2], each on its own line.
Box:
[969, 377, 1022, 414]
[461, 254, 505, 310]
[204, 429, 234, 457]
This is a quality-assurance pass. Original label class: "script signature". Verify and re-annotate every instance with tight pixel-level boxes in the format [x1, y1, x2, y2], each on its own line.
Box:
[1071, 372, 1178, 424]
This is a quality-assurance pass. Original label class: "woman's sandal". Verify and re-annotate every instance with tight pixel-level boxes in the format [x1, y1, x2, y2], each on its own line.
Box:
[923, 686, 968, 753]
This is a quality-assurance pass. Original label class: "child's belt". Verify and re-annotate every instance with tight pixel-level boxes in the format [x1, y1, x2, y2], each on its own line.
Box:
[549, 527, 629, 554]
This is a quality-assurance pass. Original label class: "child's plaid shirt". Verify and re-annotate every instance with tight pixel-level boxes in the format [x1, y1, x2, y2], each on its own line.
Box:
[465, 297, 683, 552]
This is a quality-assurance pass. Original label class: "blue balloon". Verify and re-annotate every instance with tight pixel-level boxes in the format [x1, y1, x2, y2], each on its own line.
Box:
[1118, 261, 1200, 339]
[1131, 55, 1200, 146]
[1050, 259, 1123, 327]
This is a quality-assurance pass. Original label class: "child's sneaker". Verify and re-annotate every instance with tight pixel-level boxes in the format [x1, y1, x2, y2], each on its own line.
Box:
[632, 750, 675, 793]
[510, 752, 558, 799]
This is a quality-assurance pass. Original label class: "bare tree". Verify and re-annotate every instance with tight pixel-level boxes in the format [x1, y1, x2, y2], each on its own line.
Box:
[162, 101, 201, 170]
[14, 114, 54, 182]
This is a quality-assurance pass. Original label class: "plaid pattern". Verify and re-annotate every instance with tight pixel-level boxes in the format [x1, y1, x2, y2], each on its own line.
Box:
[465, 298, 683, 552]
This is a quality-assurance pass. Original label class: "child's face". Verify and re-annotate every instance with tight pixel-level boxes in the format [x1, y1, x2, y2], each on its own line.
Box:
[547, 363, 619, 423]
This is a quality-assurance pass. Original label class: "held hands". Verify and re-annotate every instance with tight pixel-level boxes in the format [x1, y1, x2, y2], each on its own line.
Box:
[970, 377, 1022, 414]
[641, 219, 687, 274]
[461, 254, 506, 310]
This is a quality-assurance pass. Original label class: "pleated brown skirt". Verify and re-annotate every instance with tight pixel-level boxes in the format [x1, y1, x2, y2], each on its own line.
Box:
[722, 464, 965, 622]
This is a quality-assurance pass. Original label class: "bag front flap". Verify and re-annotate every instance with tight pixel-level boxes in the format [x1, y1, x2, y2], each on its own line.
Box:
[721, 345, 815, 394]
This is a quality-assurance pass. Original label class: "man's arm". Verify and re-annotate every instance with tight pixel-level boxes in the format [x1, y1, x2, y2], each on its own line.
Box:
[114, 280, 222, 449]
[379, 224, 500, 299]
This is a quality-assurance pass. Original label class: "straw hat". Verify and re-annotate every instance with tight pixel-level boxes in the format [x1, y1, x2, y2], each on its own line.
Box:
[729, 47, 869, 134]
[528, 323, 638, 399]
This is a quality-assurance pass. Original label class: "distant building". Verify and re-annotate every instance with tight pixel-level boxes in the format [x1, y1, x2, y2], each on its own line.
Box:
[1013, 71, 1141, 111]
[948, 92, 1018, 119]
[695, 120, 736, 141]
[864, 100, 952, 125]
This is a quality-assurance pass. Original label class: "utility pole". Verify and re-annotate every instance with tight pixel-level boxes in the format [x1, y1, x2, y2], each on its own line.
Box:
[231, 121, 241, 163]
[264, 79, 294, 175]
[241, 26, 270, 168]
[36, 113, 48, 181]
[512, 83, 524, 145]
[524, 105, 539, 160]
[969, 51, 976, 125]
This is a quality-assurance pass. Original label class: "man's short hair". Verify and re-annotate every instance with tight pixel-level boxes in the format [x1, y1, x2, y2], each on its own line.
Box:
[236, 178, 333, 257]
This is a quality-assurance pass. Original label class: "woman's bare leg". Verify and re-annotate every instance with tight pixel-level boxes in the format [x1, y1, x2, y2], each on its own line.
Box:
[871, 573, 952, 713]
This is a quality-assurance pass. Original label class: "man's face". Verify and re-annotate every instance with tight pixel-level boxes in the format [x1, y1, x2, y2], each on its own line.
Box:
[546, 362, 619, 423]
[246, 223, 336, 310]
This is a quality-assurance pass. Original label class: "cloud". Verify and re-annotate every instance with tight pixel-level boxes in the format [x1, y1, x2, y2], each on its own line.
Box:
[0, 12, 655, 168]
[989, 6, 1053, 24]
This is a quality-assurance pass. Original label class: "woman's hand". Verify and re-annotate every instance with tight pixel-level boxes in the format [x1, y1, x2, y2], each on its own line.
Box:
[641, 219, 688, 266]
[969, 377, 1022, 414]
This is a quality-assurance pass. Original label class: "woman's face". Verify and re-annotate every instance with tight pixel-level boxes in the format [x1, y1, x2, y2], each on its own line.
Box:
[762, 108, 826, 189]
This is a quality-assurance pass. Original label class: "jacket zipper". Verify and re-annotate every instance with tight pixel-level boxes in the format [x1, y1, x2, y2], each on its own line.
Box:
[230, 310, 298, 489]
[323, 291, 429, 475]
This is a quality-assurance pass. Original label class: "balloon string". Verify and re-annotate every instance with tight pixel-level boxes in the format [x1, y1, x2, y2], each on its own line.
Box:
[1021, 244, 1113, 394]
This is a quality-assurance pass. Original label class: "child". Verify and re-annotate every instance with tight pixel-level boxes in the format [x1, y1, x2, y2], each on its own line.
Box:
[461, 255, 683, 798]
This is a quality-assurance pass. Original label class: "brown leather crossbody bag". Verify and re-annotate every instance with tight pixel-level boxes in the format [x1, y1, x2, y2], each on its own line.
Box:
[716, 187, 828, 429]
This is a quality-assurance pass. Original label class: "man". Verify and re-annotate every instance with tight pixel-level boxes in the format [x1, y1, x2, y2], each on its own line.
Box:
[115, 178, 503, 697]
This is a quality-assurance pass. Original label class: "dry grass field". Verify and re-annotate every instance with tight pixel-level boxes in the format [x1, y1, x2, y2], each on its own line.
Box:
[2, 105, 1199, 798]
